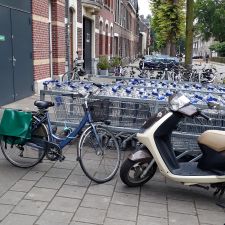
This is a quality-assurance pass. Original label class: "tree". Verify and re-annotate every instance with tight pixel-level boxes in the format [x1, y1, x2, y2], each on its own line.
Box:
[185, 0, 194, 67]
[195, 0, 225, 42]
[210, 42, 225, 57]
[150, 0, 185, 56]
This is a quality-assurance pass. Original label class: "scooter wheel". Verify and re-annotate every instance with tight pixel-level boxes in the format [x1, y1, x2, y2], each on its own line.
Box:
[120, 158, 157, 187]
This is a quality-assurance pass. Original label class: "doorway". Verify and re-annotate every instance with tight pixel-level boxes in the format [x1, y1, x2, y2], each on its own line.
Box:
[0, 5, 33, 105]
[83, 17, 92, 74]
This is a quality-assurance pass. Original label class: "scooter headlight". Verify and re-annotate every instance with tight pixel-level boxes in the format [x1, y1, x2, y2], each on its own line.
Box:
[169, 93, 190, 111]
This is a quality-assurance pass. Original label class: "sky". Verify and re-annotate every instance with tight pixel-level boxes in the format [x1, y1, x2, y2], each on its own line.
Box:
[138, 0, 151, 17]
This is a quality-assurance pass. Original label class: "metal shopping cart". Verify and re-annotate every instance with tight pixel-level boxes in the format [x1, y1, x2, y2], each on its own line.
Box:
[40, 79, 225, 161]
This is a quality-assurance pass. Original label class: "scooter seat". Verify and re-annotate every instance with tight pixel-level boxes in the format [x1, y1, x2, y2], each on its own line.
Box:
[198, 130, 225, 152]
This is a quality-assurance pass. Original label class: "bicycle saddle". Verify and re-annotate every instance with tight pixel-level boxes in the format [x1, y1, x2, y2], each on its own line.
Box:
[34, 100, 54, 109]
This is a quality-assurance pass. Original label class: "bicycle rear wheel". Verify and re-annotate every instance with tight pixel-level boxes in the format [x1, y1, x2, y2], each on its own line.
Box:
[1, 121, 48, 168]
[78, 125, 120, 183]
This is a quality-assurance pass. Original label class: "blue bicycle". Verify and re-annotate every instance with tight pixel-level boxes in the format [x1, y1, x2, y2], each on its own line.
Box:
[1, 84, 120, 183]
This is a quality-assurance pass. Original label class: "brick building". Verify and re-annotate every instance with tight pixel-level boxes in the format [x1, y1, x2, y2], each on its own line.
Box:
[68, 0, 140, 73]
[33, 0, 66, 92]
[0, 0, 140, 105]
[114, 0, 139, 63]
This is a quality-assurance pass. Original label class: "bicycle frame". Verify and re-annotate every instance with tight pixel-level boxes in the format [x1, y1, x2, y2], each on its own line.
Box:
[33, 108, 96, 150]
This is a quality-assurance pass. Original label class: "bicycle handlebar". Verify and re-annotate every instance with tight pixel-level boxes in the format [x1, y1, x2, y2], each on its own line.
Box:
[43, 80, 59, 86]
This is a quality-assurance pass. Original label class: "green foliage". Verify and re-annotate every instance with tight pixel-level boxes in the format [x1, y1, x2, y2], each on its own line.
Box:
[150, 0, 185, 51]
[210, 42, 225, 57]
[195, 0, 225, 42]
[97, 55, 110, 70]
[110, 56, 122, 68]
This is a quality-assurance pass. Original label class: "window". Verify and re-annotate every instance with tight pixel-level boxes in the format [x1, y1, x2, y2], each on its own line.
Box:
[104, 0, 110, 8]
[99, 22, 103, 55]
[115, 0, 120, 23]
[105, 24, 109, 55]
[110, 27, 113, 55]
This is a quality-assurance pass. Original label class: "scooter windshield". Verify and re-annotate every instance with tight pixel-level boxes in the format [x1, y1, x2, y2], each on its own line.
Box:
[169, 93, 190, 111]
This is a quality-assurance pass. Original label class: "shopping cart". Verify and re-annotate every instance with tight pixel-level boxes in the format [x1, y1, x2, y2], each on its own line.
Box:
[40, 79, 225, 161]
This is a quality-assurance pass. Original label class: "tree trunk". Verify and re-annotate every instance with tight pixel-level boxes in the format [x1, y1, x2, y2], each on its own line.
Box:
[170, 42, 176, 56]
[165, 41, 171, 55]
[185, 0, 194, 68]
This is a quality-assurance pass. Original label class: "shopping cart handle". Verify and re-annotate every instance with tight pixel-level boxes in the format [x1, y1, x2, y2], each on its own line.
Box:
[61, 93, 81, 99]
[93, 83, 103, 89]
[43, 80, 58, 86]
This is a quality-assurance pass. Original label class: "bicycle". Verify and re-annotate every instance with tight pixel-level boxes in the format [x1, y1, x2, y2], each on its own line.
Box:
[156, 62, 173, 80]
[138, 67, 156, 79]
[0, 84, 120, 184]
[62, 58, 86, 82]
[113, 65, 128, 77]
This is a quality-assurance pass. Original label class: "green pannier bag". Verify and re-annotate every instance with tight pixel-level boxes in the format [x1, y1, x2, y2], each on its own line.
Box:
[0, 109, 32, 145]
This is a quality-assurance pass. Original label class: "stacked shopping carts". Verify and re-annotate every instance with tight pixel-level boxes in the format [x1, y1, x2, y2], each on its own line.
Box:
[41, 78, 225, 161]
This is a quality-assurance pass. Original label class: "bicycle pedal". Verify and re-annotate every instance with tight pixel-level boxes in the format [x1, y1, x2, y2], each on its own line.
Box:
[59, 155, 65, 162]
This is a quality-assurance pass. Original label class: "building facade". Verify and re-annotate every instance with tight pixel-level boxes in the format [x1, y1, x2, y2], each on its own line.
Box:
[114, 0, 139, 63]
[0, 0, 140, 105]
[139, 15, 151, 56]
[33, 0, 66, 92]
[193, 35, 217, 58]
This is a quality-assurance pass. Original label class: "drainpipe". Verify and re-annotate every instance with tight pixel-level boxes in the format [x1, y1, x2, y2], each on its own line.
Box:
[48, 0, 53, 79]
[65, 0, 71, 72]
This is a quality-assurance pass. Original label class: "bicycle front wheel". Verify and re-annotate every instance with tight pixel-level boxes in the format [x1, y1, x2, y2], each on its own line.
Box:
[1, 122, 48, 168]
[78, 125, 120, 183]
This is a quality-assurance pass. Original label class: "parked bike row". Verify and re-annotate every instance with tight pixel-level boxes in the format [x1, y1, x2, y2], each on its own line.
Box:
[138, 62, 223, 83]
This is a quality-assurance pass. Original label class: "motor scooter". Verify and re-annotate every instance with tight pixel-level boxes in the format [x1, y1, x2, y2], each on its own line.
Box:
[120, 93, 225, 206]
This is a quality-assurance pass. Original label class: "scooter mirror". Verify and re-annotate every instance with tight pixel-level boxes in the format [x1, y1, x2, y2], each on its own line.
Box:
[169, 92, 190, 111]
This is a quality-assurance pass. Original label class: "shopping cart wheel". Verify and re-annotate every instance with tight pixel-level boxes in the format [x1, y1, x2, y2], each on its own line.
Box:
[77, 125, 120, 183]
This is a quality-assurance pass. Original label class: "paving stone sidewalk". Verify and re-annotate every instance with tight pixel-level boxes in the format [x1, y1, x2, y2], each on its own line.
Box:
[0, 96, 225, 225]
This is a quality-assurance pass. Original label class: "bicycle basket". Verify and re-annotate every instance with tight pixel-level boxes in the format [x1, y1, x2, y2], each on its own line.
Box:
[88, 99, 110, 122]
[0, 109, 32, 145]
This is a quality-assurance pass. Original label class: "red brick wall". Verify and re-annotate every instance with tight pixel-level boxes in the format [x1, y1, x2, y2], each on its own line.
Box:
[32, 0, 50, 80]
[32, 0, 66, 81]
[32, 21, 49, 60]
[33, 64, 50, 81]
[32, 0, 49, 17]
[51, 0, 65, 75]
